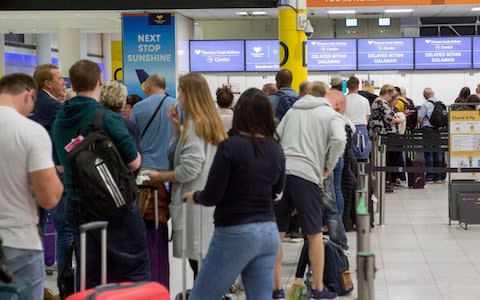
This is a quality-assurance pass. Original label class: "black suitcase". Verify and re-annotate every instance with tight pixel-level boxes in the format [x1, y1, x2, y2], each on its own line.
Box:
[407, 158, 425, 189]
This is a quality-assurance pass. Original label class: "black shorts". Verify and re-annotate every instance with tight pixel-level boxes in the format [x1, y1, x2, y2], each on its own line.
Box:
[274, 175, 324, 235]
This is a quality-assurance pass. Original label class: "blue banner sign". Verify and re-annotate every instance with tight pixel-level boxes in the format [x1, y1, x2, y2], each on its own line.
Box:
[122, 13, 176, 97]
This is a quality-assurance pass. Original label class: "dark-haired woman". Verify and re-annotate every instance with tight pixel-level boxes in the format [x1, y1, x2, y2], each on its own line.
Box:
[216, 85, 234, 131]
[454, 86, 471, 104]
[183, 88, 286, 300]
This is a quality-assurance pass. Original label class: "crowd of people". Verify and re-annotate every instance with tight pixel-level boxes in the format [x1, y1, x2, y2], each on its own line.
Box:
[1, 60, 480, 300]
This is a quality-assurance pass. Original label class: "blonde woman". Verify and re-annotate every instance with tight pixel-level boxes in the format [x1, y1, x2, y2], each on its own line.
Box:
[146, 73, 226, 278]
[100, 81, 140, 150]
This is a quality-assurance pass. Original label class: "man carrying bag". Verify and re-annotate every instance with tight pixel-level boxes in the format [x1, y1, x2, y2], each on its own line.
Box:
[130, 74, 177, 288]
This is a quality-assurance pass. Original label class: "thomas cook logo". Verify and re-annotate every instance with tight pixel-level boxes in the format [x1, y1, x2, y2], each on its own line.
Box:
[149, 13, 171, 25]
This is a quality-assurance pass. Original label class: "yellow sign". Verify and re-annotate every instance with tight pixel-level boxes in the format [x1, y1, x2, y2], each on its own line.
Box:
[449, 110, 480, 168]
[111, 40, 123, 81]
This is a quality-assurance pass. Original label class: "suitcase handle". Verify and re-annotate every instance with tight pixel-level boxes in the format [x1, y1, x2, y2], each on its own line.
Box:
[79, 221, 108, 233]
[80, 221, 108, 292]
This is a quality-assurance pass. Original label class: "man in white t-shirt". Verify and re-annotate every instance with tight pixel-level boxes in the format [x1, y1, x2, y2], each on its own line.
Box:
[0, 73, 63, 300]
[345, 76, 372, 161]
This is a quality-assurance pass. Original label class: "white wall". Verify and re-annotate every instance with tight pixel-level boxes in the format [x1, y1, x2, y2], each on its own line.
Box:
[87, 33, 103, 56]
[199, 19, 278, 39]
[198, 17, 403, 40]
[176, 14, 194, 76]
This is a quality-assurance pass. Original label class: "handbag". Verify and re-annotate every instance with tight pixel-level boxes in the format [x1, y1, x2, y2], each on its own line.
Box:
[137, 182, 170, 223]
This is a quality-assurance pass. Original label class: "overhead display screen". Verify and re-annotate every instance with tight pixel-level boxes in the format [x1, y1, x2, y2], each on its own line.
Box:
[473, 37, 480, 69]
[358, 38, 414, 70]
[307, 39, 356, 71]
[415, 37, 472, 70]
[189, 40, 245, 72]
[245, 40, 279, 72]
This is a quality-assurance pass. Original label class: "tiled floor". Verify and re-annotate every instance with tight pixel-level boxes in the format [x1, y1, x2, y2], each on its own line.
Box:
[46, 181, 480, 299]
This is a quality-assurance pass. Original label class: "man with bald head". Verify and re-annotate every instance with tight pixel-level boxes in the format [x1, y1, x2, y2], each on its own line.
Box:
[269, 69, 299, 121]
[299, 80, 310, 98]
[129, 73, 177, 285]
[130, 74, 176, 170]
[418, 88, 443, 183]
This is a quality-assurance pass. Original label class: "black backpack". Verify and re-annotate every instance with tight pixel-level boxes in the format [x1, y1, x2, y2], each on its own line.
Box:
[323, 239, 353, 296]
[275, 90, 299, 121]
[427, 100, 448, 128]
[399, 97, 418, 131]
[68, 109, 137, 220]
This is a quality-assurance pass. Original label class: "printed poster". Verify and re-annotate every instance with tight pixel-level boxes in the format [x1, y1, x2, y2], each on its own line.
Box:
[122, 13, 176, 98]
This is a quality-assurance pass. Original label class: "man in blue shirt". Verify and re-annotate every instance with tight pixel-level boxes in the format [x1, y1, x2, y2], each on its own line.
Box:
[129, 74, 176, 286]
[418, 88, 443, 183]
[130, 74, 177, 170]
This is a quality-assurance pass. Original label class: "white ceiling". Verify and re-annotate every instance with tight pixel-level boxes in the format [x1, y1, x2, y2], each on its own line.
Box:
[0, 6, 478, 33]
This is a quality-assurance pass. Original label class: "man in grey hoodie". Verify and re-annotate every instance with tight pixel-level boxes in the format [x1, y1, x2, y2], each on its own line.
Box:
[273, 81, 346, 300]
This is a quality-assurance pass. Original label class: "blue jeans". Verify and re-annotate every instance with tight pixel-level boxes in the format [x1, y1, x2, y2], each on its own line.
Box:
[422, 127, 442, 181]
[333, 157, 345, 218]
[322, 174, 348, 249]
[3, 247, 44, 300]
[189, 222, 280, 300]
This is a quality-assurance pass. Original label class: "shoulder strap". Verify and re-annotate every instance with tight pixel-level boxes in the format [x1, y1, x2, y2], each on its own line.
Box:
[92, 108, 105, 131]
[141, 95, 168, 139]
[425, 100, 436, 120]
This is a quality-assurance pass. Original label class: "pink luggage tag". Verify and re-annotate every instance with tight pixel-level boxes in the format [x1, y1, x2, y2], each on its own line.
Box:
[64, 135, 85, 153]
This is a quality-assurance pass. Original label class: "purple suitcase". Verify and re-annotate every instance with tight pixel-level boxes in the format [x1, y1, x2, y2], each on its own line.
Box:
[44, 213, 56, 266]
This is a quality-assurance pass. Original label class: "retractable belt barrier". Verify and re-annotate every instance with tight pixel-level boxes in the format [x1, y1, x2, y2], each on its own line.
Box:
[356, 162, 376, 300]
[369, 129, 480, 226]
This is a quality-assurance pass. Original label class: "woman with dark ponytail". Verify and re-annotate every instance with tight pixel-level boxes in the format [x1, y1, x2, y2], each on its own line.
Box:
[184, 88, 285, 300]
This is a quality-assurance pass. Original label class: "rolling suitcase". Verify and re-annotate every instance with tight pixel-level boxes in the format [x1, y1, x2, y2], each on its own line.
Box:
[66, 221, 169, 300]
[406, 158, 425, 189]
[174, 203, 194, 300]
[43, 213, 56, 267]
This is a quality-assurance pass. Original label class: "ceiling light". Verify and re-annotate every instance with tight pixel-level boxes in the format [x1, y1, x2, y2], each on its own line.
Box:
[252, 11, 267, 16]
[235, 12, 248, 16]
[328, 10, 356, 15]
[385, 8, 414, 13]
[472, 7, 480, 11]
